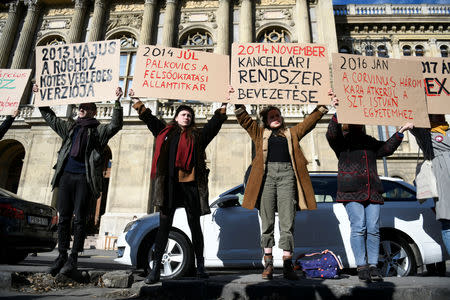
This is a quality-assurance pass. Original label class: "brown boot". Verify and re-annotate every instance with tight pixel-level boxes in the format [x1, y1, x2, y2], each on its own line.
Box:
[283, 255, 298, 280]
[262, 255, 273, 280]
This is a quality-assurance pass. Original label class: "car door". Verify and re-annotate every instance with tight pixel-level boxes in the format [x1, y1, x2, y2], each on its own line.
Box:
[203, 187, 262, 266]
[293, 175, 350, 266]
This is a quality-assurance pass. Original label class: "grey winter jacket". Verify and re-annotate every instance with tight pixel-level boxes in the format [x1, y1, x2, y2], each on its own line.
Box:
[39, 106, 123, 198]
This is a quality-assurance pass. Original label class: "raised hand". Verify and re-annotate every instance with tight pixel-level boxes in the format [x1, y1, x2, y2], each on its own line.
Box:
[116, 87, 123, 101]
[399, 122, 414, 133]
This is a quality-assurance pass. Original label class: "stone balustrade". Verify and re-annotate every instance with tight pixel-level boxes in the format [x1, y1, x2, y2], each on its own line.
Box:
[334, 4, 450, 16]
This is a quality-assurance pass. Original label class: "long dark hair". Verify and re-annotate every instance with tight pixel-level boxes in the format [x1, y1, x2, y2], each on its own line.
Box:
[259, 106, 286, 132]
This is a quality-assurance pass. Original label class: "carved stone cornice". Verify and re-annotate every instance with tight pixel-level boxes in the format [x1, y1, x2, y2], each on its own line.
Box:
[73, 0, 87, 9]
[8, 0, 20, 13]
[145, 0, 156, 4]
[258, 0, 295, 6]
[182, 0, 218, 9]
[106, 13, 143, 32]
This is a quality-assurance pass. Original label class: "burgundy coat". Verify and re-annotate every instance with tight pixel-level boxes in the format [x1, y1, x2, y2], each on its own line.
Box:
[326, 114, 403, 204]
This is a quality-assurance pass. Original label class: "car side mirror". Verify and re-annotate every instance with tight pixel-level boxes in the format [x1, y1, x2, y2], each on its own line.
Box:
[211, 195, 240, 208]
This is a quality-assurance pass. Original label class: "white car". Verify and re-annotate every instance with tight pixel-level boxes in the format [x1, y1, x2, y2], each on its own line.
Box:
[115, 174, 448, 279]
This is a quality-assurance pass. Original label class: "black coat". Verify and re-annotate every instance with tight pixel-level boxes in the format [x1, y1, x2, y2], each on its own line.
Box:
[0, 116, 14, 140]
[134, 102, 227, 215]
[326, 115, 403, 203]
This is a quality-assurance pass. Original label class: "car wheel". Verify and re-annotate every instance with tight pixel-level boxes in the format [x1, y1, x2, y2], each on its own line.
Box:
[5, 251, 29, 265]
[146, 231, 194, 280]
[378, 234, 417, 277]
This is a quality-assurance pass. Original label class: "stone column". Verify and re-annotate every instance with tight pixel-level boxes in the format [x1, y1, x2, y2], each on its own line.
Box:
[216, 0, 231, 54]
[67, 0, 87, 43]
[239, 0, 253, 43]
[295, 0, 310, 43]
[0, 1, 21, 68]
[162, 0, 178, 47]
[316, 0, 337, 59]
[10, 0, 41, 69]
[429, 38, 439, 57]
[392, 37, 400, 58]
[88, 0, 107, 42]
[140, 0, 157, 45]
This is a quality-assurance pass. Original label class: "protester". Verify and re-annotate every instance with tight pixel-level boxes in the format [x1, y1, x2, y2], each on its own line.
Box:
[234, 90, 329, 280]
[326, 91, 413, 282]
[410, 114, 450, 273]
[128, 88, 229, 284]
[0, 109, 19, 140]
[33, 84, 123, 276]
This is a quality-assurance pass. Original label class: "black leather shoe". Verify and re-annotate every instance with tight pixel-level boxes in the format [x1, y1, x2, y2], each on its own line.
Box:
[48, 253, 68, 277]
[369, 266, 383, 282]
[282, 256, 299, 280]
[196, 257, 209, 279]
[144, 259, 162, 284]
[357, 265, 371, 282]
[60, 255, 77, 275]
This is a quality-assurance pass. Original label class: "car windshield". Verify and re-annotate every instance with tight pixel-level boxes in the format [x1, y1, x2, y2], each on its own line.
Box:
[381, 180, 416, 202]
[0, 188, 17, 198]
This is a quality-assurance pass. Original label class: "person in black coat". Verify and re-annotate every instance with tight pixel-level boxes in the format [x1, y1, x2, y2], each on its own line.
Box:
[129, 88, 229, 284]
[326, 91, 412, 282]
[0, 110, 19, 140]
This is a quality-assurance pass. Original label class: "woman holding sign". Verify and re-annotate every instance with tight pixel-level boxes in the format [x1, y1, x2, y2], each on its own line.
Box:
[128, 89, 229, 284]
[234, 93, 329, 280]
[326, 91, 413, 282]
[410, 114, 450, 274]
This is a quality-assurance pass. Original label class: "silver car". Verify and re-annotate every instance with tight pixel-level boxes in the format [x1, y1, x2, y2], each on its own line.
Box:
[115, 174, 448, 279]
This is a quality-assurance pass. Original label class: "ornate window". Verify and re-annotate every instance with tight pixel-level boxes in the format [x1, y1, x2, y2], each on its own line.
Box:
[339, 46, 350, 53]
[377, 45, 388, 57]
[415, 45, 424, 57]
[365, 45, 374, 56]
[108, 33, 138, 98]
[257, 27, 291, 43]
[37, 35, 66, 46]
[440, 45, 448, 57]
[402, 45, 412, 56]
[179, 29, 214, 52]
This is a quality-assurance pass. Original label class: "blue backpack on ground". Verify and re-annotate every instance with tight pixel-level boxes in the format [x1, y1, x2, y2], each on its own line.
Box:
[294, 249, 343, 279]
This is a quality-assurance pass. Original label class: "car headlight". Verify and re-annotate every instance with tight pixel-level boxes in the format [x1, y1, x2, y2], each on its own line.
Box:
[123, 220, 139, 233]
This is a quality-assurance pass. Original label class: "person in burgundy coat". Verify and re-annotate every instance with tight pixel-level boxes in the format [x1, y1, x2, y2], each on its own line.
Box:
[326, 92, 413, 282]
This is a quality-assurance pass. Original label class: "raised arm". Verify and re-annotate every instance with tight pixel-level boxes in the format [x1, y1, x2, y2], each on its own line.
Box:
[410, 127, 434, 160]
[0, 114, 15, 140]
[129, 89, 166, 137]
[291, 105, 328, 139]
[98, 87, 124, 144]
[375, 123, 412, 158]
[326, 114, 346, 157]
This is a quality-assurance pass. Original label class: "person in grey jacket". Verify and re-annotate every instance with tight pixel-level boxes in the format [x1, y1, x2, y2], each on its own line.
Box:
[0, 109, 19, 140]
[33, 84, 123, 276]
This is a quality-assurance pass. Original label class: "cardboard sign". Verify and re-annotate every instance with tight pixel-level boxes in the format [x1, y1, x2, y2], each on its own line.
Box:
[0, 69, 31, 115]
[133, 45, 229, 102]
[332, 53, 430, 128]
[230, 43, 331, 104]
[408, 57, 450, 114]
[35, 40, 120, 106]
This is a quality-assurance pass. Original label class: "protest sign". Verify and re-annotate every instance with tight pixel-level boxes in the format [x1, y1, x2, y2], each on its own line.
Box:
[133, 45, 229, 102]
[332, 53, 430, 128]
[407, 57, 450, 114]
[230, 43, 331, 104]
[35, 40, 120, 107]
[0, 69, 31, 115]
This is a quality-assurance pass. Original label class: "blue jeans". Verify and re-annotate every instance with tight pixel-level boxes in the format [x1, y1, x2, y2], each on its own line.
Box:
[345, 201, 381, 266]
[441, 219, 450, 256]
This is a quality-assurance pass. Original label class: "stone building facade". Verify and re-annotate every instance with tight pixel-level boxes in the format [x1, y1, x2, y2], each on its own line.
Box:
[0, 0, 449, 245]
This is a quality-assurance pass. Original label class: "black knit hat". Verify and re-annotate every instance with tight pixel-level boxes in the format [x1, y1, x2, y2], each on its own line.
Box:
[174, 105, 195, 119]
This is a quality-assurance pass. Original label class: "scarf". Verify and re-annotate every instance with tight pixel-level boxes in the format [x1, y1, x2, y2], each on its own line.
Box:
[151, 125, 194, 179]
[430, 123, 449, 136]
[70, 117, 100, 158]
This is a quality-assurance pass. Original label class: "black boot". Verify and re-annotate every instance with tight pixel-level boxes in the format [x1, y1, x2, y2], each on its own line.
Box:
[283, 255, 299, 280]
[357, 265, 371, 282]
[144, 257, 162, 284]
[60, 252, 78, 275]
[196, 257, 209, 279]
[48, 251, 68, 277]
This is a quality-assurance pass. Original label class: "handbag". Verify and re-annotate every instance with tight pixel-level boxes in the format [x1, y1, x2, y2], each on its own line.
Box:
[415, 159, 438, 200]
[294, 249, 343, 279]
